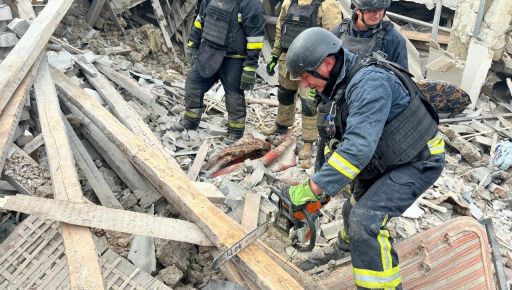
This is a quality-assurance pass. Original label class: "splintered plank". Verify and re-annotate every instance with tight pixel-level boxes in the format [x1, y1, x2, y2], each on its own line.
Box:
[52, 67, 303, 289]
[34, 57, 104, 290]
[0, 195, 213, 246]
[63, 117, 123, 209]
[188, 139, 210, 181]
[0, 0, 73, 114]
[0, 56, 41, 173]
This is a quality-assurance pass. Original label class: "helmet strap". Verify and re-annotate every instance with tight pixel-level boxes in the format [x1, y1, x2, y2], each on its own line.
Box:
[309, 70, 329, 82]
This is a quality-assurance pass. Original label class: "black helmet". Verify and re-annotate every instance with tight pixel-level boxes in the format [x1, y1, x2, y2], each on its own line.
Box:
[286, 27, 342, 78]
[352, 0, 391, 10]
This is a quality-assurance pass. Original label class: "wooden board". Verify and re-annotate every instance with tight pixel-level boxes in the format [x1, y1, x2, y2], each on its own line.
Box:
[86, 0, 107, 26]
[34, 58, 104, 290]
[52, 67, 304, 289]
[0, 194, 213, 246]
[0, 0, 73, 114]
[22, 133, 44, 155]
[241, 192, 261, 231]
[64, 117, 123, 209]
[0, 56, 41, 173]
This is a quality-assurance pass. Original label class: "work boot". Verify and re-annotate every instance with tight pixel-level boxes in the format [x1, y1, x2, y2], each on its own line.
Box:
[171, 118, 199, 132]
[299, 142, 313, 169]
[223, 133, 242, 145]
[298, 236, 350, 271]
[260, 123, 289, 136]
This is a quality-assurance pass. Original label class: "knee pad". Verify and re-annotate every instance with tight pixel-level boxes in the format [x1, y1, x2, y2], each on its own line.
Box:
[277, 86, 296, 106]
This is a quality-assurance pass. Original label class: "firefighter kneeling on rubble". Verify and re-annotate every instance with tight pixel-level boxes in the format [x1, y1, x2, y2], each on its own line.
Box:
[284, 27, 445, 289]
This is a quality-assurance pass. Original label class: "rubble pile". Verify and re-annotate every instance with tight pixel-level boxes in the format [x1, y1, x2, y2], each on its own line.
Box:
[0, 0, 511, 289]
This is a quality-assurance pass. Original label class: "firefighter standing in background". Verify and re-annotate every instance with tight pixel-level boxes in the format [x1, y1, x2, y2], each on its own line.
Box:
[262, 0, 342, 168]
[173, 0, 265, 145]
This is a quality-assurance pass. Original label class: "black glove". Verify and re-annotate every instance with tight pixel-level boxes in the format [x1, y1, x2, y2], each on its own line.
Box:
[266, 54, 279, 76]
[187, 46, 199, 65]
[240, 67, 256, 90]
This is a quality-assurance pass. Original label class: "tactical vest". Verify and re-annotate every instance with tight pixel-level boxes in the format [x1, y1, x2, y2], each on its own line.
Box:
[280, 0, 322, 50]
[202, 0, 246, 54]
[317, 56, 439, 179]
[331, 19, 393, 58]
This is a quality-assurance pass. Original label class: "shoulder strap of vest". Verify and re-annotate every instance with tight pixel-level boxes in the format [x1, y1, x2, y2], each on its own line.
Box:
[370, 57, 440, 123]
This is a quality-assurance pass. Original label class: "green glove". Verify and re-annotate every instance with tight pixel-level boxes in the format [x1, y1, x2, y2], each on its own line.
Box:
[187, 45, 199, 65]
[287, 181, 320, 207]
[307, 88, 317, 100]
[240, 66, 257, 90]
[266, 54, 279, 76]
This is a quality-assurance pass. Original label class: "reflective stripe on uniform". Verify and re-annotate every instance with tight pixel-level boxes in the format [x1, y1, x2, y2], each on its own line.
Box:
[327, 152, 360, 180]
[238, 13, 242, 23]
[427, 133, 445, 155]
[246, 36, 264, 50]
[194, 20, 202, 29]
[228, 120, 245, 129]
[243, 66, 257, 72]
[187, 40, 194, 47]
[353, 266, 401, 289]
[353, 214, 400, 288]
[324, 145, 331, 156]
[185, 110, 201, 120]
[225, 54, 246, 59]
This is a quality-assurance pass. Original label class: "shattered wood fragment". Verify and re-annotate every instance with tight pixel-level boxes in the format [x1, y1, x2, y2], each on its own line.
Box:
[0, 194, 213, 246]
[54, 65, 304, 289]
[34, 57, 104, 289]
[205, 134, 271, 174]
[22, 133, 43, 155]
[439, 126, 482, 163]
[187, 139, 210, 181]
[0, 0, 73, 114]
[210, 133, 296, 178]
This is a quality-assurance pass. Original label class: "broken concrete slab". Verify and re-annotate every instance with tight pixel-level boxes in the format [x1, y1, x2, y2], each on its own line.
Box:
[471, 167, 492, 187]
[320, 220, 343, 240]
[0, 32, 18, 47]
[460, 40, 494, 107]
[0, 4, 12, 22]
[47, 50, 76, 72]
[157, 265, 184, 287]
[202, 279, 248, 290]
[128, 206, 156, 274]
[7, 18, 30, 37]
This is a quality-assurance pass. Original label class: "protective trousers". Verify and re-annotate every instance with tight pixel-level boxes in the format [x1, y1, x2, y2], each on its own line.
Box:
[184, 57, 246, 136]
[341, 155, 444, 289]
[277, 56, 318, 142]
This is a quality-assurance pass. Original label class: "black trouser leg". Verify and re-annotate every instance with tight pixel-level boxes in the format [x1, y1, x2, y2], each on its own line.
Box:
[219, 57, 245, 136]
[184, 62, 219, 124]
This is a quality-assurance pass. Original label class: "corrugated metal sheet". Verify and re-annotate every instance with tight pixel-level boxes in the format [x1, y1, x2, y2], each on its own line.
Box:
[324, 217, 495, 289]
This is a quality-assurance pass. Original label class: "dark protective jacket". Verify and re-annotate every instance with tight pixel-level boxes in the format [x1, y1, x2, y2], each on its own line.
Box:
[279, 0, 323, 49]
[312, 49, 443, 196]
[188, 0, 265, 74]
[331, 15, 408, 70]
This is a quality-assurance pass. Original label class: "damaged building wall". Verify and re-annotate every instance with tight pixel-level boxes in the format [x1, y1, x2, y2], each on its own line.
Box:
[448, 0, 512, 61]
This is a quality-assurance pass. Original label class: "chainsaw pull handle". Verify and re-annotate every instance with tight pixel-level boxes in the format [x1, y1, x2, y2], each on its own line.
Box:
[293, 209, 316, 252]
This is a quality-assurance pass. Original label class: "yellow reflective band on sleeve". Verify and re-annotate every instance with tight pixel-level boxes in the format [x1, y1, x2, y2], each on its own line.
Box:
[238, 13, 242, 23]
[353, 266, 401, 289]
[247, 42, 263, 50]
[427, 133, 445, 155]
[243, 66, 257, 72]
[187, 40, 194, 47]
[225, 54, 246, 59]
[327, 152, 360, 180]
[194, 20, 202, 29]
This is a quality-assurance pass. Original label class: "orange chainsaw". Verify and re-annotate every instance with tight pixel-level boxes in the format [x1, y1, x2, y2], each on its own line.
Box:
[210, 185, 330, 270]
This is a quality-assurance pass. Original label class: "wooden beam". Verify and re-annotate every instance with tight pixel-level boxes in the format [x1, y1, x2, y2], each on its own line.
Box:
[83, 63, 167, 156]
[14, 0, 36, 20]
[34, 57, 104, 290]
[22, 133, 44, 155]
[86, 0, 107, 26]
[0, 194, 213, 247]
[187, 139, 210, 181]
[150, 0, 174, 52]
[241, 192, 261, 231]
[64, 117, 123, 209]
[0, 0, 73, 114]
[52, 68, 303, 289]
[400, 29, 450, 45]
[0, 56, 41, 173]
[63, 101, 161, 207]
